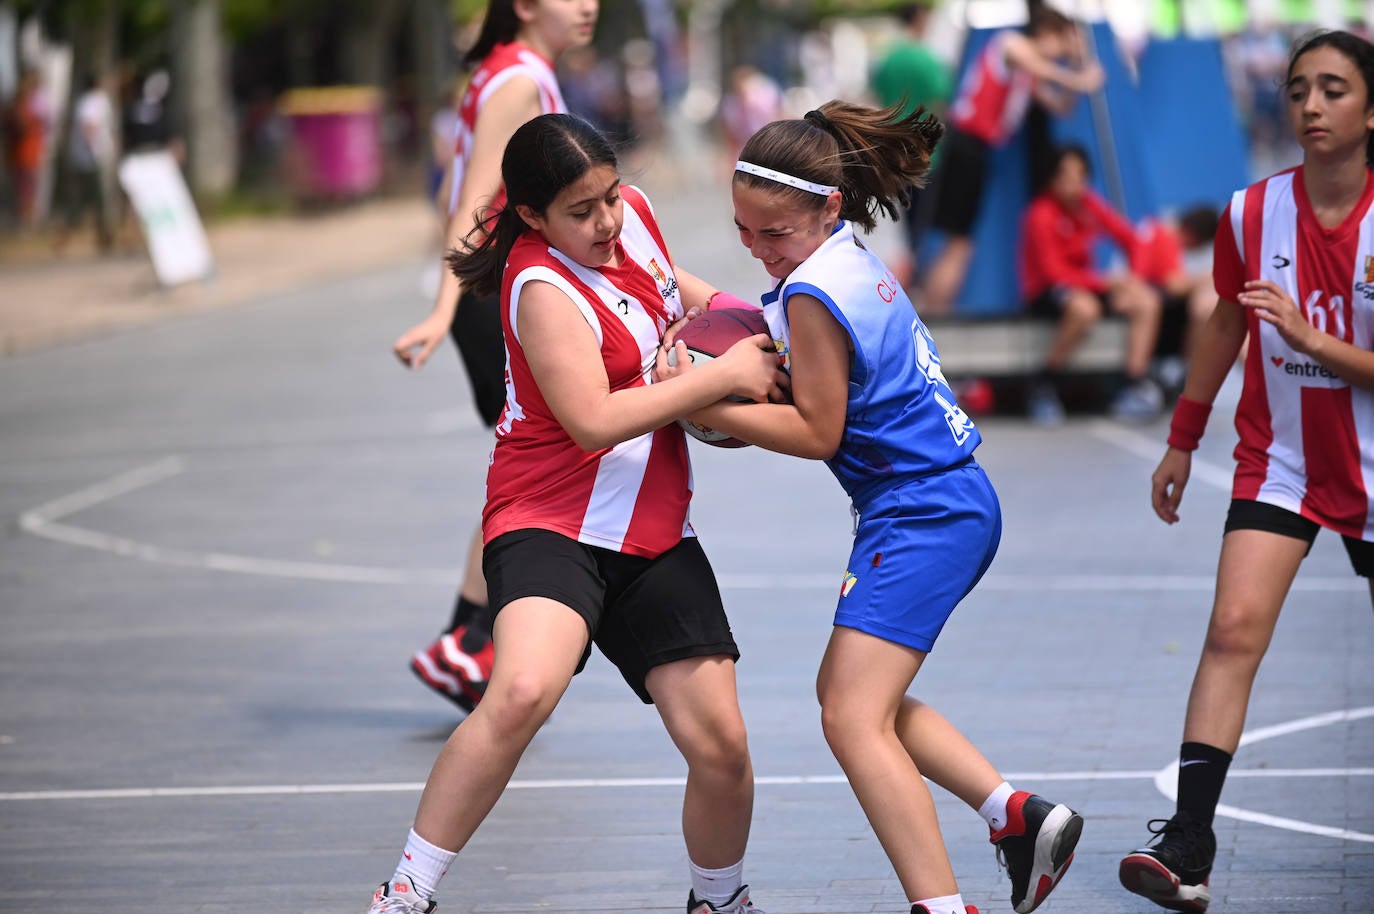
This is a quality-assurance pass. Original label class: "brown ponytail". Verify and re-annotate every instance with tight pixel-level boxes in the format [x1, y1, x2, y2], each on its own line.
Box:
[735, 99, 943, 232]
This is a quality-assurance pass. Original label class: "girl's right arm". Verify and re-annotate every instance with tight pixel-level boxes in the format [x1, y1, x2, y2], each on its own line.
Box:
[393, 77, 544, 369]
[1151, 296, 1247, 524]
[1004, 31, 1104, 107]
[519, 280, 782, 452]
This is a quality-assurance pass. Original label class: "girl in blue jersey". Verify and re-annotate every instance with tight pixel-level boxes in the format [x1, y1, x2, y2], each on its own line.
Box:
[661, 101, 1082, 914]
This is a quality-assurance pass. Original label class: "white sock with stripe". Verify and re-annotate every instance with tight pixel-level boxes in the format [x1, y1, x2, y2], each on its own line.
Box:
[393, 828, 457, 901]
[912, 892, 965, 914]
[690, 857, 744, 906]
[979, 780, 1016, 832]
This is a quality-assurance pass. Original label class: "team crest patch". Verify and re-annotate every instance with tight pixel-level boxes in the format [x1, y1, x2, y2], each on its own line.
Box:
[1365, 255, 1374, 284]
[648, 258, 668, 284]
[839, 571, 858, 598]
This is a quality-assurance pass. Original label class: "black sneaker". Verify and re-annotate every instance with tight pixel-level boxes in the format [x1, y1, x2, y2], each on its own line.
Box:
[911, 905, 979, 914]
[1119, 812, 1215, 911]
[989, 791, 1083, 913]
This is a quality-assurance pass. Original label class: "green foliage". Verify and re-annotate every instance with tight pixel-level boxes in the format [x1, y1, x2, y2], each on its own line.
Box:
[449, 0, 489, 25]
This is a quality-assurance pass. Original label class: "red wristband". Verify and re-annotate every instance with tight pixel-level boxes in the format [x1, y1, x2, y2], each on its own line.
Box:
[705, 291, 759, 312]
[1167, 396, 1212, 451]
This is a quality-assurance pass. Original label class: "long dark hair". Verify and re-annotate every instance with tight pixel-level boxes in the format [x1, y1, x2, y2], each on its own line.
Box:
[447, 113, 618, 296]
[734, 100, 943, 232]
[1286, 29, 1374, 165]
[465, 0, 522, 67]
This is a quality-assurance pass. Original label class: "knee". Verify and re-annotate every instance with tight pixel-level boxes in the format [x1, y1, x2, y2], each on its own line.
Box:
[1201, 602, 1270, 660]
[683, 716, 752, 784]
[485, 671, 560, 737]
[1061, 290, 1102, 326]
[817, 691, 869, 764]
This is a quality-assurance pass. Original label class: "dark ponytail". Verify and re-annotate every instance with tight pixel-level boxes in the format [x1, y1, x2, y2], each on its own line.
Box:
[447, 113, 618, 296]
[735, 100, 943, 232]
[465, 0, 521, 67]
[1286, 29, 1374, 166]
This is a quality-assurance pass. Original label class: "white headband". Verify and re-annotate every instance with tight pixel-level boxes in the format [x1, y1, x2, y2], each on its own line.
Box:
[735, 161, 838, 196]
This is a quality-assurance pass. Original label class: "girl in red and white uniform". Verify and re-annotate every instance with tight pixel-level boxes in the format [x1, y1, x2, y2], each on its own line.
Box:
[363, 113, 783, 914]
[1120, 30, 1374, 913]
[921, 6, 1103, 312]
[393, 0, 597, 716]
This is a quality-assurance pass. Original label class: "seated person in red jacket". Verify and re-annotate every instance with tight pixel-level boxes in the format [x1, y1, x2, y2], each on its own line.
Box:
[1020, 144, 1163, 424]
[1135, 204, 1223, 372]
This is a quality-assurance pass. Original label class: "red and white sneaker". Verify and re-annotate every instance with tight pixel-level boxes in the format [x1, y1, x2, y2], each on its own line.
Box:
[990, 791, 1083, 913]
[911, 906, 979, 914]
[367, 875, 436, 913]
[410, 625, 493, 712]
[410, 636, 474, 713]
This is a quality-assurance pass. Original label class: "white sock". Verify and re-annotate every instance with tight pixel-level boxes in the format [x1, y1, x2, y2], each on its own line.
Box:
[393, 828, 457, 902]
[978, 780, 1017, 832]
[689, 858, 744, 906]
[912, 892, 965, 914]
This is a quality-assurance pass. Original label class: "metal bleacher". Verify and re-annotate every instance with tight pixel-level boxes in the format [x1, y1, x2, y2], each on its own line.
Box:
[926, 315, 1128, 381]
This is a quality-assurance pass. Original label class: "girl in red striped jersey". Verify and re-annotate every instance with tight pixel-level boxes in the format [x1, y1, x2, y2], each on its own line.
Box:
[363, 113, 784, 914]
[1120, 29, 1374, 913]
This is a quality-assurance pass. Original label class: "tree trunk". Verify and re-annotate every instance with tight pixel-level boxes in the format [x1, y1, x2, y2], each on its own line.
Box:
[340, 0, 408, 88]
[170, 0, 237, 198]
[410, 0, 453, 115]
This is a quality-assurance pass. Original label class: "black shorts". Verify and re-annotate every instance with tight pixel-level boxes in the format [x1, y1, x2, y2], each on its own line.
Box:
[449, 290, 506, 428]
[1026, 285, 1106, 319]
[482, 529, 740, 703]
[1225, 499, 1374, 577]
[930, 128, 991, 238]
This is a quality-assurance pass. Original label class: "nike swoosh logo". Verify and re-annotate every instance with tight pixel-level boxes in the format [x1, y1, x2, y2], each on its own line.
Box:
[1179, 759, 1209, 767]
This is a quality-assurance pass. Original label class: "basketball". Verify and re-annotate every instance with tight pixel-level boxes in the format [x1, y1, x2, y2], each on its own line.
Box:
[666, 307, 772, 448]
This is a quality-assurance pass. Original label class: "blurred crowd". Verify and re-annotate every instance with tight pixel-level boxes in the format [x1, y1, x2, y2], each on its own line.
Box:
[3, 61, 178, 253]
[0, 0, 1368, 426]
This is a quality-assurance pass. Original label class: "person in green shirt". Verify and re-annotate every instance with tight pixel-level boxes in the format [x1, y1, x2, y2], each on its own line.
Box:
[869, 3, 953, 283]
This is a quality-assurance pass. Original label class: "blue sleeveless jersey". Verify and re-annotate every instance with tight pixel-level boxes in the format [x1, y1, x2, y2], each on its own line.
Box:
[761, 222, 981, 510]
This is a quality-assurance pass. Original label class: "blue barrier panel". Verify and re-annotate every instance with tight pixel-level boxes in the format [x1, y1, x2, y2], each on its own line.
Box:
[1135, 36, 1249, 215]
[920, 26, 1247, 316]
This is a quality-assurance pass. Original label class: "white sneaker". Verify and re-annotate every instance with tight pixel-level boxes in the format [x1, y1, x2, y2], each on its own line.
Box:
[1027, 383, 1065, 427]
[367, 876, 437, 913]
[688, 884, 764, 914]
[1110, 379, 1164, 422]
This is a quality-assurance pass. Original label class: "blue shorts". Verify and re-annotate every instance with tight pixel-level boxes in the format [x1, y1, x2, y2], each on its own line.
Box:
[835, 462, 1001, 652]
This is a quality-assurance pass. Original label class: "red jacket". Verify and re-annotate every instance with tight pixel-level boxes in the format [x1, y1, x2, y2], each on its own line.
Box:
[1019, 190, 1139, 300]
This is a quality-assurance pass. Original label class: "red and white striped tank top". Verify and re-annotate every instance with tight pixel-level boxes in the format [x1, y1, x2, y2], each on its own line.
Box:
[482, 186, 693, 558]
[1214, 166, 1374, 539]
[448, 41, 566, 215]
[948, 31, 1034, 147]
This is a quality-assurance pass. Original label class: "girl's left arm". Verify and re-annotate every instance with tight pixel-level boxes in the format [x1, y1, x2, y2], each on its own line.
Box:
[673, 267, 718, 316]
[1239, 279, 1374, 390]
[689, 294, 849, 459]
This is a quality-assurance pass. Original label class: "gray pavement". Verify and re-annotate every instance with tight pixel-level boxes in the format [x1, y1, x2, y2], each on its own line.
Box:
[1, 159, 1371, 914]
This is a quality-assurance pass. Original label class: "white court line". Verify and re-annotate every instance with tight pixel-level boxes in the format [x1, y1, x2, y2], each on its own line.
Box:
[1154, 706, 1374, 843]
[1090, 421, 1235, 490]
[17, 458, 1365, 591]
[3, 766, 1370, 803]
[18, 456, 451, 585]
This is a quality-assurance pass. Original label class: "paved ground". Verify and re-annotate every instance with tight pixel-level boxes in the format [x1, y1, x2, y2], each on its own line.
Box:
[1, 141, 1371, 914]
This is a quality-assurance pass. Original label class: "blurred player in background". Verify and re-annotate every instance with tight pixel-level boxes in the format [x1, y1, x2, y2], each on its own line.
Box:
[391, 0, 598, 715]
[868, 2, 953, 284]
[921, 6, 1104, 314]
